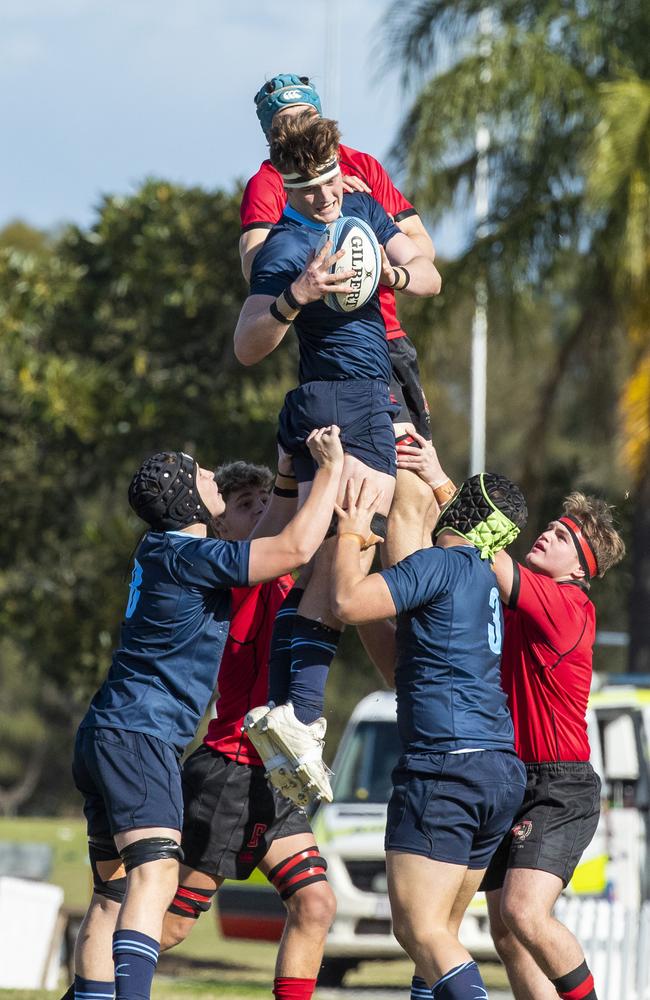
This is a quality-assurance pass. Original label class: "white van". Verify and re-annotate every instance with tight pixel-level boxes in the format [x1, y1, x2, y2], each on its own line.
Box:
[217, 680, 650, 985]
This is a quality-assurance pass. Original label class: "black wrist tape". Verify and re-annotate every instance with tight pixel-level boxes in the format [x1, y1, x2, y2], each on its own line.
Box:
[270, 301, 290, 324]
[273, 486, 299, 498]
[284, 284, 302, 311]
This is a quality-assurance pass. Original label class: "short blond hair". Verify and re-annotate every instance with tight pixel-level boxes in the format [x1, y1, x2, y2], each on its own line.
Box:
[269, 112, 341, 179]
[562, 492, 625, 577]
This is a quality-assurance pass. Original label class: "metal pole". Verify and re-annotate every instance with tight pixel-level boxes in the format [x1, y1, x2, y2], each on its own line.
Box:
[324, 0, 341, 120]
[469, 11, 493, 476]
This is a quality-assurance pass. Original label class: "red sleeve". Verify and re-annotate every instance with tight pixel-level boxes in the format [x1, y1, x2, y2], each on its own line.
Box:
[240, 162, 286, 231]
[513, 564, 591, 653]
[339, 145, 416, 222]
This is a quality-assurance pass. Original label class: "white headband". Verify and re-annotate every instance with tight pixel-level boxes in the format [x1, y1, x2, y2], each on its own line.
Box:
[280, 158, 340, 189]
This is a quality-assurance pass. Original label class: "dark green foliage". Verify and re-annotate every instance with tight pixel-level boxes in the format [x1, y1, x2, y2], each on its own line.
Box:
[0, 181, 301, 812]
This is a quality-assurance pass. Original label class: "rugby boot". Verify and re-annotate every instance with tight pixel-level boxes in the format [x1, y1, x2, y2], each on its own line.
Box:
[243, 704, 306, 804]
[262, 702, 333, 804]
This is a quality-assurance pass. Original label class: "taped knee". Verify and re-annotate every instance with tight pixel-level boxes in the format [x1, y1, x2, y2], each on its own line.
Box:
[370, 513, 387, 542]
[267, 848, 328, 901]
[119, 837, 184, 873]
[88, 835, 126, 904]
[168, 884, 216, 919]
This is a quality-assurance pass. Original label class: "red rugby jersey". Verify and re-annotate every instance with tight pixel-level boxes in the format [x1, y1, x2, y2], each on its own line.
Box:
[204, 575, 294, 765]
[501, 563, 596, 763]
[240, 144, 418, 341]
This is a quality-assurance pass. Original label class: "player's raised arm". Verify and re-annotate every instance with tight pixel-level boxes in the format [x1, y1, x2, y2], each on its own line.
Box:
[248, 443, 297, 540]
[248, 426, 343, 584]
[331, 479, 398, 625]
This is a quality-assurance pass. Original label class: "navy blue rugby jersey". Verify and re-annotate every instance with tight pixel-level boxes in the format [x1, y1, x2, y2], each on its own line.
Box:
[380, 545, 515, 754]
[249, 193, 400, 384]
[80, 531, 250, 755]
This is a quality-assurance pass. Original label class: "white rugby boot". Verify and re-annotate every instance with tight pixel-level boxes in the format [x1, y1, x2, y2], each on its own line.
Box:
[243, 704, 306, 804]
[262, 702, 333, 805]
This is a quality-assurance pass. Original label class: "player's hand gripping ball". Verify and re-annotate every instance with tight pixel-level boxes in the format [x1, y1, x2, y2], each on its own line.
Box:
[317, 216, 381, 313]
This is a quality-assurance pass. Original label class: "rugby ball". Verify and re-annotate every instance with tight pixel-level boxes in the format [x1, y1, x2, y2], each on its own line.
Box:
[317, 216, 381, 313]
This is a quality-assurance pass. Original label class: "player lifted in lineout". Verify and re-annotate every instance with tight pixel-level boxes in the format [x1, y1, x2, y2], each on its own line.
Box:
[242, 73, 439, 565]
[233, 112, 441, 805]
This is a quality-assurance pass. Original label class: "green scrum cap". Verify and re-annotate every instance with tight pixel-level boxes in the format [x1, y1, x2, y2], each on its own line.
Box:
[434, 472, 527, 559]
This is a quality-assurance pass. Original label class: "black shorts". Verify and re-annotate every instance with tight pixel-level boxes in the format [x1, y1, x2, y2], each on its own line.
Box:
[278, 378, 399, 482]
[481, 761, 601, 891]
[388, 336, 431, 439]
[180, 746, 312, 880]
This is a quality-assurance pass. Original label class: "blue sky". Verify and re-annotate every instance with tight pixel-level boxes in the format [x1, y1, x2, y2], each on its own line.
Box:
[1, 0, 418, 231]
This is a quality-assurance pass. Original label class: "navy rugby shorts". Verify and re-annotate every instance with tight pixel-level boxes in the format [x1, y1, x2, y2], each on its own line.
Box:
[73, 726, 183, 837]
[278, 378, 399, 483]
[385, 749, 527, 869]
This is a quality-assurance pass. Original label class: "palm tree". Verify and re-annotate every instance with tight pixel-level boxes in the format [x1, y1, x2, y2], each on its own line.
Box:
[588, 75, 650, 669]
[384, 0, 650, 668]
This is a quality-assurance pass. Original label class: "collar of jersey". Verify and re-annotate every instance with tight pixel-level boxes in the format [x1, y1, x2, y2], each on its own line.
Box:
[283, 204, 328, 231]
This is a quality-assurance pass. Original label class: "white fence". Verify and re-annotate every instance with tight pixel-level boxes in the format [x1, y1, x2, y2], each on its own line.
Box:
[556, 897, 650, 999]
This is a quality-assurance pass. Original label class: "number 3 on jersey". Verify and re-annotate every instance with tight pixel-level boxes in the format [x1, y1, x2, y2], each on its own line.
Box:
[487, 586, 502, 654]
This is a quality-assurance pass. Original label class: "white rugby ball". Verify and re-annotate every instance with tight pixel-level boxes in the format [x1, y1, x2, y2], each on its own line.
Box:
[317, 216, 381, 313]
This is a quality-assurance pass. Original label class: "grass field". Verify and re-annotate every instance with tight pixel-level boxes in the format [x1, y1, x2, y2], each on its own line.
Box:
[0, 817, 510, 999]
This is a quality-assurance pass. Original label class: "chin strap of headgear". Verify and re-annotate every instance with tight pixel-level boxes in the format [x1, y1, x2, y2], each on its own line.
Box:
[434, 472, 526, 560]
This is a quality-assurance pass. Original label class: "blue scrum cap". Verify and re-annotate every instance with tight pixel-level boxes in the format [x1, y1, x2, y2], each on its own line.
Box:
[254, 74, 322, 136]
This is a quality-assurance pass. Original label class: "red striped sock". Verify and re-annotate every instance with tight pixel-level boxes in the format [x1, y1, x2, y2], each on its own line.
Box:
[272, 978, 317, 1000]
[553, 961, 597, 999]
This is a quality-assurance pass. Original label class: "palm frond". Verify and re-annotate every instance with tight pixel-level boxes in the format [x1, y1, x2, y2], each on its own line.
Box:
[586, 75, 650, 292]
[620, 352, 650, 477]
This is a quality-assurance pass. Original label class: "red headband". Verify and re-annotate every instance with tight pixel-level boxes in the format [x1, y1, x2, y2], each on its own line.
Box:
[558, 516, 598, 579]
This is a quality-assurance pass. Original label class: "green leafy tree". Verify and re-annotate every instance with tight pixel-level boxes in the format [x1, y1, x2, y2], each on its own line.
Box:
[0, 180, 302, 811]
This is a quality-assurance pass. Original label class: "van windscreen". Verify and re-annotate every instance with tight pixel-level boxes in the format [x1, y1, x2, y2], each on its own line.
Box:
[332, 720, 402, 804]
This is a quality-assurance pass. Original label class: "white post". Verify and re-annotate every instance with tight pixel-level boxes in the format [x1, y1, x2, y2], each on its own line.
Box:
[469, 11, 493, 476]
